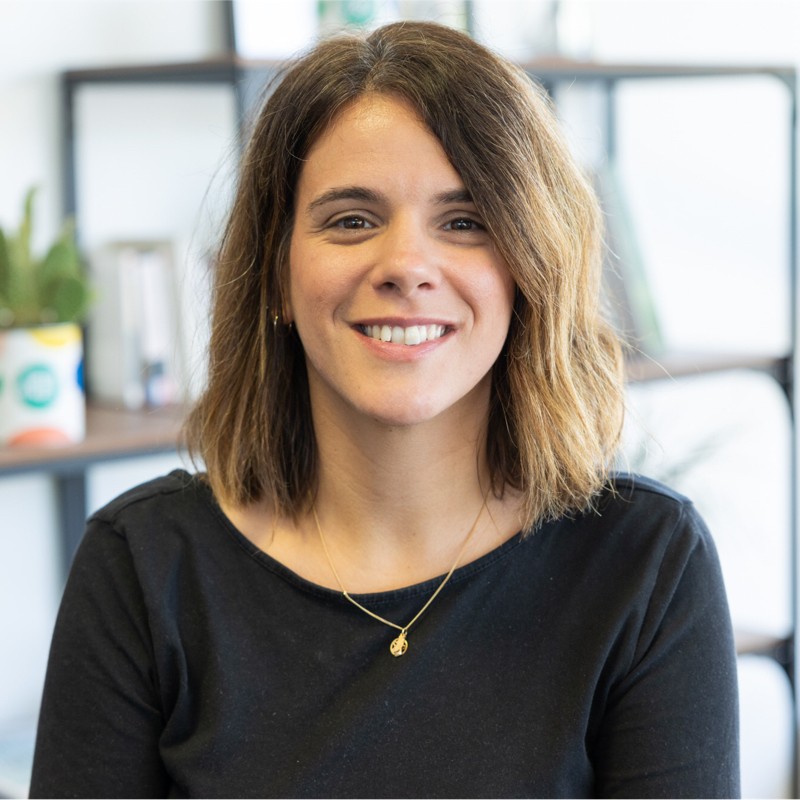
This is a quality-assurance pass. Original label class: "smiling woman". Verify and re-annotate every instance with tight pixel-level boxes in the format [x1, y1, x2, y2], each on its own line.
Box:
[29, 21, 739, 800]
[288, 93, 515, 432]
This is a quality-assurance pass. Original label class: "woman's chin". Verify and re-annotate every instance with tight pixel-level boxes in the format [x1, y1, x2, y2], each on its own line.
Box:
[361, 400, 444, 429]
[354, 388, 486, 432]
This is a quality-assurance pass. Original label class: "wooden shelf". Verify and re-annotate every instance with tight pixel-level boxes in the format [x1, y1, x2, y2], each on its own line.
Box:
[625, 351, 789, 385]
[735, 631, 793, 676]
[0, 403, 186, 476]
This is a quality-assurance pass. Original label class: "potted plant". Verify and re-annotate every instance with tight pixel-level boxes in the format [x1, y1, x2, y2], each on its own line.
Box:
[0, 187, 92, 446]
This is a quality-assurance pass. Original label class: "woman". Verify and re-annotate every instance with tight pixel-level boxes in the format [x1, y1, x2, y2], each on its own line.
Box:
[31, 21, 739, 798]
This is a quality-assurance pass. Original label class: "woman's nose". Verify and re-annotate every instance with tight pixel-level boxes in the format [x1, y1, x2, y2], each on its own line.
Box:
[370, 216, 440, 296]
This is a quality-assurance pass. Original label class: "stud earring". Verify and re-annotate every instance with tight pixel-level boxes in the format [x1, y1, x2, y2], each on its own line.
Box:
[272, 310, 294, 333]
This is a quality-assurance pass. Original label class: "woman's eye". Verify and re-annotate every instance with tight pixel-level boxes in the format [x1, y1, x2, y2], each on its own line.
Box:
[334, 215, 372, 230]
[445, 217, 484, 232]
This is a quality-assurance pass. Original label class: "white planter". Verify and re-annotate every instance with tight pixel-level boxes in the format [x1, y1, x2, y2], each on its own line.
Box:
[0, 323, 85, 446]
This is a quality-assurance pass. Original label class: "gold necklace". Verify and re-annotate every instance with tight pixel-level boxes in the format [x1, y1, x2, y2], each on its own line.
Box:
[312, 494, 488, 658]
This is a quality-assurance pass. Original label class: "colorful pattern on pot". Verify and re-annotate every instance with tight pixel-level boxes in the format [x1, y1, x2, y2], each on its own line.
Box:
[0, 323, 85, 446]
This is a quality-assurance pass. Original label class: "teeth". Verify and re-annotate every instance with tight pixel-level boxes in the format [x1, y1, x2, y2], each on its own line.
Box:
[363, 324, 446, 346]
[405, 326, 421, 346]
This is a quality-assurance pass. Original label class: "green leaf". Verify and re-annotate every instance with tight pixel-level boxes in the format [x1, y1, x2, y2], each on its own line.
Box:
[18, 186, 37, 273]
[0, 187, 93, 327]
[0, 227, 9, 299]
[4, 232, 37, 320]
[39, 235, 82, 284]
[39, 274, 92, 324]
[0, 288, 13, 328]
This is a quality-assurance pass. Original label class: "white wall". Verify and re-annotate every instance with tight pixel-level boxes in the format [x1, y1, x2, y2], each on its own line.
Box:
[0, 0, 229, 247]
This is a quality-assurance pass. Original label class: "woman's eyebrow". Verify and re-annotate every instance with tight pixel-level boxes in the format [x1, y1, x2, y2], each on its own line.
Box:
[306, 186, 384, 212]
[305, 186, 475, 213]
[434, 188, 474, 205]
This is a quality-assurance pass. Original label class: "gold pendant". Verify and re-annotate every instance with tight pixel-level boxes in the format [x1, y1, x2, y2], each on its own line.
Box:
[390, 632, 408, 657]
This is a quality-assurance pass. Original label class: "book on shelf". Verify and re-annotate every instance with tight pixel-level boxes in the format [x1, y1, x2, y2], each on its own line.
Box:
[593, 165, 664, 358]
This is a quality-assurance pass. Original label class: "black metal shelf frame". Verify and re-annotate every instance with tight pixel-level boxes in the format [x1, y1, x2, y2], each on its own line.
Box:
[56, 50, 799, 788]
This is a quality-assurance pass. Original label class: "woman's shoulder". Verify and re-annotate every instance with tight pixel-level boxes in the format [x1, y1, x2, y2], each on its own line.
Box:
[78, 469, 249, 591]
[607, 471, 692, 505]
[92, 469, 202, 520]
[575, 472, 716, 566]
[87, 469, 220, 548]
[599, 472, 700, 525]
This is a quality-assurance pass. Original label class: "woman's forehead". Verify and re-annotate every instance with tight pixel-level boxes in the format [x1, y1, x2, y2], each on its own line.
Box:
[298, 94, 463, 196]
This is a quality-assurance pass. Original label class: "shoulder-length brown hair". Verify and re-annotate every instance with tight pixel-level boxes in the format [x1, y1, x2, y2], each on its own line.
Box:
[184, 20, 624, 530]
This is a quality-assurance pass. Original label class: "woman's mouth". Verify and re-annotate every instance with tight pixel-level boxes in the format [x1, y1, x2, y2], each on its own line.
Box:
[357, 324, 449, 346]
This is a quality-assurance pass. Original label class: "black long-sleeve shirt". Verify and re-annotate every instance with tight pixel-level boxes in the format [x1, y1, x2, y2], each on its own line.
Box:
[31, 470, 739, 798]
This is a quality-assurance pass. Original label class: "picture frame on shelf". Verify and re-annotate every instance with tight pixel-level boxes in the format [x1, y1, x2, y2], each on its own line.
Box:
[86, 240, 183, 410]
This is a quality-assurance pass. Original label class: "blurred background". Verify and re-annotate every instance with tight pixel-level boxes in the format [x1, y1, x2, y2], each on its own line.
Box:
[0, 0, 796, 796]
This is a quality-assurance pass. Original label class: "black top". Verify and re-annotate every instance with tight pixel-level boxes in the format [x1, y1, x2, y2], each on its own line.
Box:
[30, 471, 739, 798]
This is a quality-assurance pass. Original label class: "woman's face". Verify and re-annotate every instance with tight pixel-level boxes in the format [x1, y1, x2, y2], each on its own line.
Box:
[288, 93, 515, 430]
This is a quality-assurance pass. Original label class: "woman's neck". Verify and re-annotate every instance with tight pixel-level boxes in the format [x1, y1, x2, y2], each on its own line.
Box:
[305, 396, 502, 589]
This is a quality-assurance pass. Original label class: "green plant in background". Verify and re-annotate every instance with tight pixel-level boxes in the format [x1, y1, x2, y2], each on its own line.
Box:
[0, 187, 92, 329]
